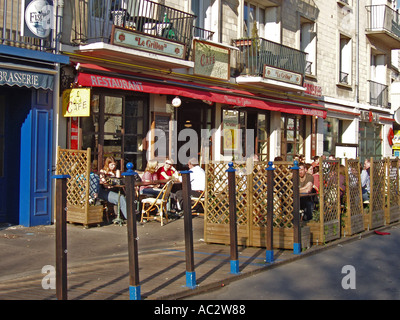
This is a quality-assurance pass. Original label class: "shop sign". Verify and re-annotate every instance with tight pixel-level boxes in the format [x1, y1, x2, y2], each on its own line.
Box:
[392, 130, 400, 150]
[111, 26, 185, 59]
[193, 40, 230, 80]
[263, 65, 302, 85]
[21, 0, 54, 39]
[304, 81, 322, 97]
[0, 67, 54, 90]
[62, 88, 91, 117]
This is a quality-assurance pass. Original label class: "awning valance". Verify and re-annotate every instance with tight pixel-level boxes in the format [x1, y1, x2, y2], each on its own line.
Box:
[76, 65, 326, 118]
[0, 66, 54, 90]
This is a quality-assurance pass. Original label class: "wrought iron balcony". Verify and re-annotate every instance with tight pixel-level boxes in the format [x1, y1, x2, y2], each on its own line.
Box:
[232, 37, 306, 87]
[68, 0, 199, 60]
[0, 0, 59, 53]
[366, 4, 400, 49]
[368, 80, 389, 109]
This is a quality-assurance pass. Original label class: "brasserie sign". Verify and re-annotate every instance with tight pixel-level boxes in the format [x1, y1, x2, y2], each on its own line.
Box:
[0, 67, 54, 90]
[111, 26, 185, 59]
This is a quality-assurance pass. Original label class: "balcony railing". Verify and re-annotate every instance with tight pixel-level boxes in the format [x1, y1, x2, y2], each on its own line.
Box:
[232, 37, 306, 80]
[0, 0, 59, 53]
[369, 80, 389, 108]
[366, 4, 400, 39]
[70, 0, 198, 59]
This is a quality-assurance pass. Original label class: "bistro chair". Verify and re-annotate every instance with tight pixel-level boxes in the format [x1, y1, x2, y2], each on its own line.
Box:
[141, 180, 174, 226]
[191, 190, 205, 216]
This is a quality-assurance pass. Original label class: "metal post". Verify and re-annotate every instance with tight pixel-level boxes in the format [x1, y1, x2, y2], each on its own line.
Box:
[122, 162, 141, 300]
[226, 162, 240, 274]
[266, 161, 275, 263]
[181, 170, 196, 289]
[292, 160, 301, 254]
[53, 174, 70, 300]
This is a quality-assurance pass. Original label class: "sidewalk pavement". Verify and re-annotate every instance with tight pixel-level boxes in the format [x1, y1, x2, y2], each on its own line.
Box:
[0, 216, 397, 300]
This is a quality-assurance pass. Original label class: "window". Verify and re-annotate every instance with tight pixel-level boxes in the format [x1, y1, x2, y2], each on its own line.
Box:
[339, 34, 352, 85]
[359, 122, 382, 163]
[323, 117, 342, 157]
[301, 19, 317, 76]
[243, 2, 268, 38]
[191, 0, 214, 37]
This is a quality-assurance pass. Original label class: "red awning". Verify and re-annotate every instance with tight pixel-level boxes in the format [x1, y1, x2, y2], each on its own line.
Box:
[76, 65, 326, 118]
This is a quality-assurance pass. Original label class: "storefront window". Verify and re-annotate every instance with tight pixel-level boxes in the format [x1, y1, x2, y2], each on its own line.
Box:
[222, 108, 269, 160]
[359, 122, 382, 163]
[257, 113, 268, 161]
[323, 117, 342, 157]
[281, 115, 304, 161]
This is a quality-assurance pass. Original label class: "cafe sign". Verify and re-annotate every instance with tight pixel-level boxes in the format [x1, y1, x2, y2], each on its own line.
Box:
[62, 88, 91, 117]
[263, 65, 302, 85]
[194, 40, 230, 80]
[111, 26, 185, 59]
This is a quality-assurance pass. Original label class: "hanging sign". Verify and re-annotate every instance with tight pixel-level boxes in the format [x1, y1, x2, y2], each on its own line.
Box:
[62, 88, 91, 117]
[21, 0, 54, 39]
[193, 40, 230, 80]
[111, 26, 186, 59]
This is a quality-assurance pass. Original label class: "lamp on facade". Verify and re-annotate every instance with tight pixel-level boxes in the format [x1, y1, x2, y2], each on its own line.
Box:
[172, 96, 182, 107]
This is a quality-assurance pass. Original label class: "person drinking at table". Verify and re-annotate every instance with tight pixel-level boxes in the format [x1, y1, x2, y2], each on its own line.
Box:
[140, 160, 161, 196]
[299, 162, 315, 221]
[98, 156, 127, 220]
[157, 159, 179, 181]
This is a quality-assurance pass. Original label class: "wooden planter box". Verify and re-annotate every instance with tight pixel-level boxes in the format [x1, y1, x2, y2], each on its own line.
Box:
[205, 223, 310, 250]
[385, 205, 400, 225]
[67, 204, 103, 227]
[307, 220, 340, 245]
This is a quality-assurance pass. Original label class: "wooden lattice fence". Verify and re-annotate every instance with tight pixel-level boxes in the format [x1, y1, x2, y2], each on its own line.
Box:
[204, 157, 400, 250]
[342, 158, 364, 237]
[364, 158, 386, 230]
[204, 160, 310, 250]
[385, 158, 400, 224]
[56, 147, 103, 227]
[307, 160, 341, 244]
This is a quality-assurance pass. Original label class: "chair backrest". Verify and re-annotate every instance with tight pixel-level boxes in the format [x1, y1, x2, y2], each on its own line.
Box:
[161, 180, 174, 202]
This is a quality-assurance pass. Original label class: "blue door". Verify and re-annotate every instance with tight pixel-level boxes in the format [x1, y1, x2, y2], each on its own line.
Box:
[0, 96, 5, 223]
[20, 90, 53, 227]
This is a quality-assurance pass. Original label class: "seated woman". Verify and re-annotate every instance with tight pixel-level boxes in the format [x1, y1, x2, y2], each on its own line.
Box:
[140, 160, 161, 197]
[98, 156, 127, 219]
[157, 159, 178, 181]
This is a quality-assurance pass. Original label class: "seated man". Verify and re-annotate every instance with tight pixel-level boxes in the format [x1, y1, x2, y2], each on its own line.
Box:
[299, 162, 315, 221]
[175, 157, 205, 215]
[361, 159, 370, 202]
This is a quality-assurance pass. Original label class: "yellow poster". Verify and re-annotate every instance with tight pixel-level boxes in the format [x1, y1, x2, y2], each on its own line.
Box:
[222, 110, 239, 152]
[393, 130, 400, 150]
[62, 88, 91, 117]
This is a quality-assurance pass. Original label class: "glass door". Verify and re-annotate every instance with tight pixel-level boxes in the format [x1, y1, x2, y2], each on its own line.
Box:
[81, 92, 149, 171]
